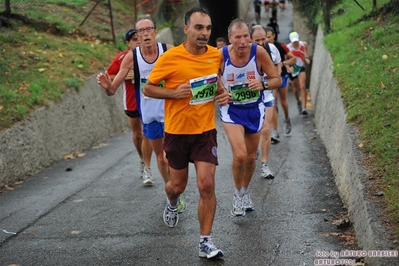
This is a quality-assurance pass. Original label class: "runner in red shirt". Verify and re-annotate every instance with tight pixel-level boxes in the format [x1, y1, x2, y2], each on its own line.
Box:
[106, 29, 146, 177]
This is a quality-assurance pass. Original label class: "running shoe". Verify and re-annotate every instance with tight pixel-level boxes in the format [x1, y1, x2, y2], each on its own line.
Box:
[271, 130, 280, 144]
[139, 161, 145, 178]
[261, 162, 275, 179]
[302, 108, 308, 115]
[243, 192, 254, 211]
[297, 101, 302, 114]
[177, 193, 187, 214]
[142, 167, 154, 185]
[231, 194, 245, 217]
[163, 204, 178, 228]
[283, 118, 292, 134]
[199, 238, 224, 259]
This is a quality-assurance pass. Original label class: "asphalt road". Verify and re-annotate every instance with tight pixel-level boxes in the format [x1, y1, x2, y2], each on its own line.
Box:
[0, 92, 352, 265]
[0, 2, 354, 266]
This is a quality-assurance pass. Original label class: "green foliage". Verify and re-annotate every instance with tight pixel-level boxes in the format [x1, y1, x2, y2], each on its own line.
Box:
[0, 0, 141, 130]
[297, 0, 322, 34]
[65, 78, 83, 91]
[323, 0, 399, 234]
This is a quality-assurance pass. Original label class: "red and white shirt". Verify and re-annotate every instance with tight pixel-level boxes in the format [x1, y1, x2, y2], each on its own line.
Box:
[287, 41, 306, 67]
[107, 50, 138, 111]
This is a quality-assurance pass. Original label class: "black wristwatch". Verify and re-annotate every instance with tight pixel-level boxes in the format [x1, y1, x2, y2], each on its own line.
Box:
[262, 80, 269, 90]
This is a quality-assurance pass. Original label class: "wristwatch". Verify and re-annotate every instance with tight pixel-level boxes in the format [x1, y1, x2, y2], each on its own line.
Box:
[262, 80, 269, 90]
[283, 61, 286, 66]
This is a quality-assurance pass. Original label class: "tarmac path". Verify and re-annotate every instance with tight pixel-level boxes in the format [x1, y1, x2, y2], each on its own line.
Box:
[0, 2, 354, 266]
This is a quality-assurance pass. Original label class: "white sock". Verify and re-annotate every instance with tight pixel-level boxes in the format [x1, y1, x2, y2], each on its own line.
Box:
[200, 235, 212, 244]
[234, 187, 241, 196]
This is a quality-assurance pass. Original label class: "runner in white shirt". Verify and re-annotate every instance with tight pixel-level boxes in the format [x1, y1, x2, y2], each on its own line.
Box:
[250, 25, 281, 179]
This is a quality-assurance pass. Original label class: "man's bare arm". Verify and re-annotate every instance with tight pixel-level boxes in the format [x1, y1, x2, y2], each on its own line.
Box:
[258, 46, 281, 90]
[144, 81, 192, 99]
[97, 52, 133, 96]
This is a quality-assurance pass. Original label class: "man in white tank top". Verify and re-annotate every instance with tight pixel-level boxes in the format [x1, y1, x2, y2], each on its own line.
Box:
[97, 18, 187, 210]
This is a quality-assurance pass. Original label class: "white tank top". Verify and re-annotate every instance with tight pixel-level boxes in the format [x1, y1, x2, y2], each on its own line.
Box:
[135, 43, 166, 124]
[221, 44, 263, 106]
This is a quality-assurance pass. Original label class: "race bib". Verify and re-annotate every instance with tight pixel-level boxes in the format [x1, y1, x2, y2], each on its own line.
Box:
[189, 74, 218, 105]
[291, 64, 302, 77]
[141, 78, 164, 99]
[229, 82, 260, 105]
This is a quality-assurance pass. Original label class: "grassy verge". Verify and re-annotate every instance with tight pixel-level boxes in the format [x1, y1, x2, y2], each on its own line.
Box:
[0, 0, 138, 130]
[320, 0, 399, 237]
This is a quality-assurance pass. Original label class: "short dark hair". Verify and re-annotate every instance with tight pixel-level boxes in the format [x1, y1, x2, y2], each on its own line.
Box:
[264, 26, 275, 34]
[216, 37, 226, 43]
[184, 6, 210, 26]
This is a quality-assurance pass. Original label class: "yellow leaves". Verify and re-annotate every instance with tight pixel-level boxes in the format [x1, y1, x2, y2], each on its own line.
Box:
[92, 143, 109, 149]
[70, 230, 82, 235]
[58, 53, 64, 58]
[63, 154, 75, 159]
[63, 152, 86, 160]
[38, 68, 46, 72]
[0, 105, 3, 112]
[18, 82, 29, 91]
[3, 185, 14, 191]
[390, 68, 397, 73]
[21, 229, 38, 235]
[379, 81, 386, 89]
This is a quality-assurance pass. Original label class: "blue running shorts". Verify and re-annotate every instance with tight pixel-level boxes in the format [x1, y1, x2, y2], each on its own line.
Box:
[280, 75, 288, 88]
[143, 121, 164, 140]
[220, 102, 265, 134]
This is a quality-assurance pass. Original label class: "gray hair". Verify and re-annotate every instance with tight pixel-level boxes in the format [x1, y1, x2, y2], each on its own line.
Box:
[227, 18, 250, 35]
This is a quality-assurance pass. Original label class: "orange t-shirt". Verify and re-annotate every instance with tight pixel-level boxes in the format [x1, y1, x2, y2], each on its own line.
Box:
[148, 43, 221, 134]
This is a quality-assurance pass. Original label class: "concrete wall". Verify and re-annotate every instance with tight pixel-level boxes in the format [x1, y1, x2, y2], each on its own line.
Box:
[0, 77, 129, 187]
[310, 25, 397, 266]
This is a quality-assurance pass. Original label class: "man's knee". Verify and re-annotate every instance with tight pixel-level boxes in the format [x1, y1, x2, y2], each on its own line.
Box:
[198, 178, 215, 195]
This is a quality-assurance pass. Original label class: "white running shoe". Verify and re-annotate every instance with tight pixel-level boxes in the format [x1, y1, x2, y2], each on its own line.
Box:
[243, 192, 254, 211]
[271, 130, 280, 144]
[198, 238, 224, 259]
[283, 118, 292, 134]
[139, 161, 145, 178]
[231, 194, 245, 217]
[142, 167, 154, 185]
[261, 163, 275, 179]
[163, 203, 178, 228]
